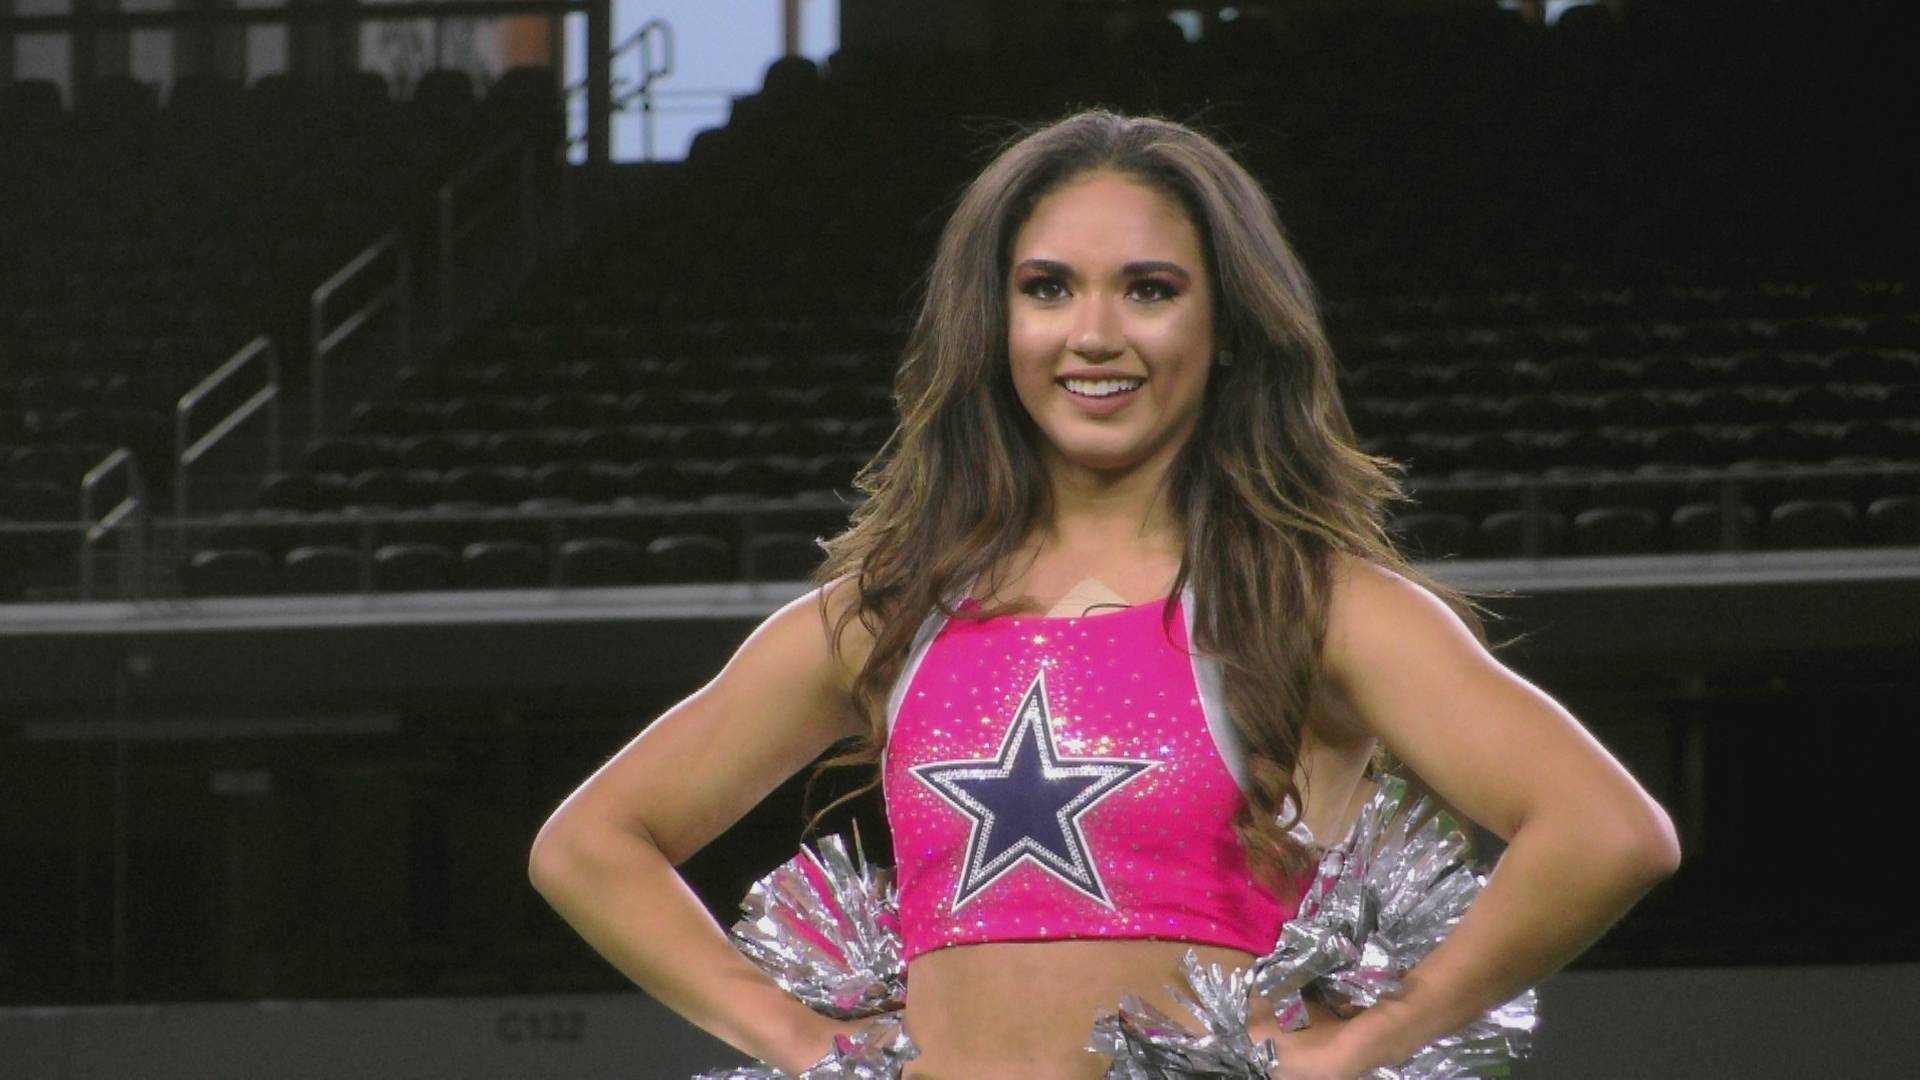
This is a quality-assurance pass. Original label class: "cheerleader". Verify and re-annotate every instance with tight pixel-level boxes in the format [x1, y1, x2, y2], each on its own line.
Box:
[529, 109, 1680, 1079]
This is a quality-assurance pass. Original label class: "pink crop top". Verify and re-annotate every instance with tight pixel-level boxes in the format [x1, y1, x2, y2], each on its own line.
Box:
[881, 585, 1313, 963]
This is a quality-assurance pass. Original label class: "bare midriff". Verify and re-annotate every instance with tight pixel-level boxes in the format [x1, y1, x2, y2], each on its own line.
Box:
[900, 938, 1259, 1079]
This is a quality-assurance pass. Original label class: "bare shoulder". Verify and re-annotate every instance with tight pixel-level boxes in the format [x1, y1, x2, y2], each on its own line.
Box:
[1323, 553, 1484, 685]
[1321, 551, 1672, 852]
[536, 578, 878, 866]
[814, 572, 878, 692]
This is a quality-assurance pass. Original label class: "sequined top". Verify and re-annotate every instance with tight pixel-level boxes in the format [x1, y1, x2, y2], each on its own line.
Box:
[882, 585, 1309, 963]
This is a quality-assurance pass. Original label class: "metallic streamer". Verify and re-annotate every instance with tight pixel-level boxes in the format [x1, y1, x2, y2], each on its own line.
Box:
[728, 832, 907, 1019]
[695, 1014, 918, 1080]
[692, 834, 914, 1079]
[1089, 950, 1279, 1079]
[1094, 775, 1538, 1078]
[706, 777, 1537, 1079]
[1253, 773, 1539, 1077]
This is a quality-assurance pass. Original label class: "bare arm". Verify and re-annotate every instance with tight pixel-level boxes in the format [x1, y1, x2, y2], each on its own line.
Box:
[1310, 557, 1682, 1075]
[527, 583, 872, 1074]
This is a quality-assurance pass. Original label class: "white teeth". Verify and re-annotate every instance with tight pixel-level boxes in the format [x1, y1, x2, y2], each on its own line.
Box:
[1061, 377, 1144, 398]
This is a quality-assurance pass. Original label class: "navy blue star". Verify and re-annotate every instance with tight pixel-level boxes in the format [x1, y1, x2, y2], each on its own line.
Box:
[911, 670, 1157, 910]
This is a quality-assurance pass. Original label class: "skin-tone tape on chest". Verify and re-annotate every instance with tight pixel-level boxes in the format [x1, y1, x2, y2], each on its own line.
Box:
[1045, 577, 1133, 617]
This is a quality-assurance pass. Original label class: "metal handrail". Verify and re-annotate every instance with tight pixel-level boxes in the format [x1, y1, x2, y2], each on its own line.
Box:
[565, 16, 674, 160]
[311, 230, 411, 437]
[175, 334, 282, 519]
[79, 449, 149, 601]
[437, 135, 537, 326]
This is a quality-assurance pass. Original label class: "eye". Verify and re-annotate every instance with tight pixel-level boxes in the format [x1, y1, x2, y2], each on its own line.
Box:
[1130, 278, 1179, 303]
[1018, 275, 1067, 302]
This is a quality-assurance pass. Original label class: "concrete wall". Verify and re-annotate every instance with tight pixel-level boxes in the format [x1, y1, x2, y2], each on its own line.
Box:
[3, 963, 1916, 1078]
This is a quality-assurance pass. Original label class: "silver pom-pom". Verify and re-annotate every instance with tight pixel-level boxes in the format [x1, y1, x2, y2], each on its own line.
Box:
[1251, 774, 1539, 1077]
[695, 1013, 918, 1080]
[1091, 950, 1279, 1079]
[728, 832, 907, 1019]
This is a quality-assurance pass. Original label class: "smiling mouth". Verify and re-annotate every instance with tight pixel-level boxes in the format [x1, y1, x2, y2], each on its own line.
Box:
[1059, 376, 1145, 399]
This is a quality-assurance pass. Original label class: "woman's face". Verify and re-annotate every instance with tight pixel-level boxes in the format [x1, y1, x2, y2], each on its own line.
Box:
[1006, 169, 1214, 481]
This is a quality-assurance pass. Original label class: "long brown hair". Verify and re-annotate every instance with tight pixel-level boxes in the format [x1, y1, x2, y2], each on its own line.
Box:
[812, 108, 1500, 887]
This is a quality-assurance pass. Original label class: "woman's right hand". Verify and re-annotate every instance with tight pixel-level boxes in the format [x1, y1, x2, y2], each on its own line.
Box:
[774, 1013, 903, 1076]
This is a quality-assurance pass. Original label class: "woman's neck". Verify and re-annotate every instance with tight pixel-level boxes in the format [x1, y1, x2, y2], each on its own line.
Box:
[1040, 451, 1184, 553]
[976, 450, 1188, 612]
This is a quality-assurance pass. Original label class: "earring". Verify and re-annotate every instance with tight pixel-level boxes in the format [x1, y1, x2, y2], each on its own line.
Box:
[1216, 349, 1235, 367]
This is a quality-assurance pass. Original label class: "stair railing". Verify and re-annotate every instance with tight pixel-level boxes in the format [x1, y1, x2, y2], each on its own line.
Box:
[311, 230, 412, 437]
[79, 449, 149, 601]
[175, 334, 283, 520]
[565, 16, 674, 161]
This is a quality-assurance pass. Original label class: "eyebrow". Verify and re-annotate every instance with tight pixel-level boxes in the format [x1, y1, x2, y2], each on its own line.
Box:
[1013, 257, 1192, 282]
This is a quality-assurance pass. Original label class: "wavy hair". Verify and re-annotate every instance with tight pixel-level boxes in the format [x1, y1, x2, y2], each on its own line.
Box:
[812, 108, 1499, 889]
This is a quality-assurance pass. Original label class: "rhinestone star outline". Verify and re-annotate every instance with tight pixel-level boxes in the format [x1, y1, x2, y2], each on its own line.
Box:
[910, 669, 1158, 911]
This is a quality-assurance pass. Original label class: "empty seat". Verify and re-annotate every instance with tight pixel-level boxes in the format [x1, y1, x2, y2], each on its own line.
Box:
[301, 436, 391, 475]
[439, 465, 529, 505]
[183, 548, 274, 597]
[79, 74, 157, 126]
[412, 68, 478, 115]
[443, 395, 529, 431]
[1570, 506, 1660, 557]
[1864, 496, 1920, 546]
[800, 453, 864, 494]
[205, 508, 303, 560]
[394, 434, 468, 469]
[557, 537, 643, 586]
[644, 534, 733, 583]
[530, 461, 624, 503]
[1391, 511, 1473, 560]
[1479, 509, 1568, 558]
[0, 478, 72, 521]
[484, 65, 562, 148]
[1761, 499, 1856, 551]
[1644, 426, 1716, 466]
[745, 532, 824, 581]
[281, 545, 364, 593]
[461, 540, 548, 588]
[350, 468, 440, 508]
[0, 78, 63, 133]
[373, 543, 455, 592]
[1669, 502, 1758, 553]
[347, 400, 432, 436]
[166, 75, 244, 126]
[486, 429, 567, 467]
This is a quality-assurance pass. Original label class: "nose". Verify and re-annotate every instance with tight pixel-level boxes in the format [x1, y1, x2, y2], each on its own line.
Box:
[1068, 293, 1123, 361]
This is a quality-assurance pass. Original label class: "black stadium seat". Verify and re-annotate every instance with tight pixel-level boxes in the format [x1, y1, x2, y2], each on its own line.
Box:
[644, 534, 732, 583]
[281, 545, 363, 594]
[1480, 509, 1569, 559]
[1762, 499, 1857, 550]
[461, 540, 548, 588]
[745, 532, 824, 581]
[373, 543, 455, 592]
[557, 537, 643, 587]
[1670, 503, 1758, 553]
[1571, 506, 1661, 557]
[183, 548, 274, 597]
[1391, 511, 1474, 560]
[1863, 496, 1920, 546]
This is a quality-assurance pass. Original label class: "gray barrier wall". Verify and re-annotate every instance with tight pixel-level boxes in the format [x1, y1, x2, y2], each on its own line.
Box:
[3, 963, 1915, 1078]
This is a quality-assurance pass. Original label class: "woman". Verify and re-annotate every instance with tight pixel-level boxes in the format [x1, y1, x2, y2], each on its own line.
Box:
[528, 109, 1681, 1079]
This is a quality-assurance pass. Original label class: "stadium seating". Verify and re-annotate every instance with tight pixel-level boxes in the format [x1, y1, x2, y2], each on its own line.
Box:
[5, 4, 1917, 601]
